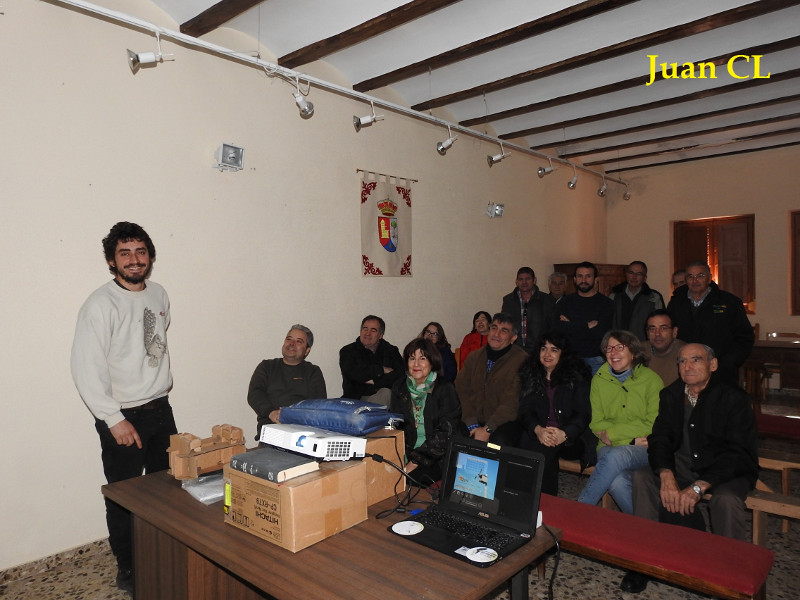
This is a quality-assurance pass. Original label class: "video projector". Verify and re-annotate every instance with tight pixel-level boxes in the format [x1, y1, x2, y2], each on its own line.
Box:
[259, 424, 367, 461]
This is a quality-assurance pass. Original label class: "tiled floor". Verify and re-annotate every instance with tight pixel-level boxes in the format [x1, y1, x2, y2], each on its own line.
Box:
[2, 437, 798, 600]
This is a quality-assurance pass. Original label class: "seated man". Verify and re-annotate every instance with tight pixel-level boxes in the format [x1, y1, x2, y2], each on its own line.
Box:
[456, 312, 528, 446]
[643, 309, 685, 386]
[339, 315, 404, 406]
[623, 343, 759, 594]
[247, 324, 327, 438]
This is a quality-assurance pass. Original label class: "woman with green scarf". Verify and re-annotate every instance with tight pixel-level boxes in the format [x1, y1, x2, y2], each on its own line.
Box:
[389, 337, 464, 485]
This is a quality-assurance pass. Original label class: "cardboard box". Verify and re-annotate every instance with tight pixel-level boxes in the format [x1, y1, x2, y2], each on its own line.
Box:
[223, 460, 367, 552]
[365, 429, 406, 505]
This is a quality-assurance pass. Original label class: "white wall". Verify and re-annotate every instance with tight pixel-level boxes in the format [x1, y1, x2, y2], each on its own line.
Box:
[606, 148, 800, 334]
[0, 0, 608, 569]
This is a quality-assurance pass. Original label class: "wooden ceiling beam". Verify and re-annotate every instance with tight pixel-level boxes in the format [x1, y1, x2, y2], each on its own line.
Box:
[279, 0, 461, 70]
[498, 68, 800, 140]
[181, 0, 262, 38]
[352, 0, 638, 92]
[410, 0, 800, 112]
[462, 35, 800, 128]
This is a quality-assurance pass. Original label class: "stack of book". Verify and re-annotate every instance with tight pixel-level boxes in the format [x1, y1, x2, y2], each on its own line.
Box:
[228, 447, 319, 483]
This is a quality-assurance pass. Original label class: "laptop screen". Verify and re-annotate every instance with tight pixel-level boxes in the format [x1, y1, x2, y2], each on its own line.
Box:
[438, 437, 543, 533]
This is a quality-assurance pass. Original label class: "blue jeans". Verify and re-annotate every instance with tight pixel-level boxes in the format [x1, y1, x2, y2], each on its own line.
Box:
[583, 356, 605, 376]
[577, 444, 648, 514]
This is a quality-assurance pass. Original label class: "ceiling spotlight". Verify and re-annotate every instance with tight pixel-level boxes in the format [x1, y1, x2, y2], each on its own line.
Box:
[487, 142, 510, 167]
[127, 32, 173, 74]
[293, 90, 314, 119]
[437, 125, 457, 156]
[353, 101, 384, 132]
[597, 178, 608, 197]
[292, 76, 314, 119]
[538, 158, 554, 178]
[486, 203, 505, 218]
[567, 165, 578, 190]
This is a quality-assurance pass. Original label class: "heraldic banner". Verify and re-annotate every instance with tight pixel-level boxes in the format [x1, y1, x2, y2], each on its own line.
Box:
[359, 170, 413, 277]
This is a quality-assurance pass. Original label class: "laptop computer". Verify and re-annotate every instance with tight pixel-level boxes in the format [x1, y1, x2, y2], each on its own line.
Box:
[388, 436, 544, 567]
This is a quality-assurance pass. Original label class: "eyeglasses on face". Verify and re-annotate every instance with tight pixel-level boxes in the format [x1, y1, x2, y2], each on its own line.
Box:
[603, 343, 627, 354]
[686, 273, 708, 281]
[424, 330, 440, 338]
[626, 270, 645, 277]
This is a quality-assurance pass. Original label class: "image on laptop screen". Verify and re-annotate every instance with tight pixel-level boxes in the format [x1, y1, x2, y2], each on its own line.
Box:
[441, 439, 541, 532]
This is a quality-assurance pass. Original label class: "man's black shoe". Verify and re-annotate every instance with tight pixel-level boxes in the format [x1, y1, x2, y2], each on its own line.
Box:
[620, 570, 649, 593]
[115, 567, 135, 596]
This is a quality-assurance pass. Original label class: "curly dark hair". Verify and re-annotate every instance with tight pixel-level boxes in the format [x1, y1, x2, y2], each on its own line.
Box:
[402, 337, 444, 378]
[102, 222, 156, 275]
[519, 330, 590, 397]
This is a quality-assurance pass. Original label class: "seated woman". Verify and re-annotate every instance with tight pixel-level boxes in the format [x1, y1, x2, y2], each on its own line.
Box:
[389, 337, 463, 485]
[577, 330, 663, 514]
[458, 311, 491, 370]
[420, 321, 457, 382]
[518, 331, 594, 496]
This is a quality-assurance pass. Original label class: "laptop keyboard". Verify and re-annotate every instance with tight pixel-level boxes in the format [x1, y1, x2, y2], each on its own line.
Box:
[417, 507, 518, 549]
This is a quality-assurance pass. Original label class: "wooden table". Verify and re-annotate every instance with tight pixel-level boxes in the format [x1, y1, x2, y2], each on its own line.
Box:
[750, 340, 800, 391]
[102, 471, 559, 600]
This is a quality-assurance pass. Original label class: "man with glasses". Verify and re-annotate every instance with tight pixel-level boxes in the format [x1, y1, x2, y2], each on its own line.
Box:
[608, 260, 664, 341]
[666, 261, 753, 384]
[643, 309, 685, 386]
[623, 343, 758, 593]
[501, 266, 555, 354]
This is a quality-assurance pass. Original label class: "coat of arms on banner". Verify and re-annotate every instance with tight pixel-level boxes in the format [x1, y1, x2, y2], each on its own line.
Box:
[359, 171, 413, 277]
[377, 198, 398, 252]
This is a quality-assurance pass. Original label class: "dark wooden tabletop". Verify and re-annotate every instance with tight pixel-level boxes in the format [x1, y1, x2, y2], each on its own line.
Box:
[103, 470, 559, 600]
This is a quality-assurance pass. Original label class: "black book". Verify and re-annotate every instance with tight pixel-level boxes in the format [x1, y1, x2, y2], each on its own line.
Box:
[229, 447, 319, 483]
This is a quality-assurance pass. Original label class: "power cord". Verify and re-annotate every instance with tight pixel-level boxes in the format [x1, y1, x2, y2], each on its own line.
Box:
[542, 523, 560, 600]
[364, 452, 437, 518]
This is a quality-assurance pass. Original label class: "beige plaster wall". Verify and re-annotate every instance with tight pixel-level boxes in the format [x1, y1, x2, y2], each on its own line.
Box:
[0, 0, 608, 569]
[606, 147, 800, 335]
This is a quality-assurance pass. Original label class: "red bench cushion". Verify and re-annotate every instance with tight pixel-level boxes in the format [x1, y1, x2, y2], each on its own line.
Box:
[540, 494, 774, 596]
[757, 413, 800, 440]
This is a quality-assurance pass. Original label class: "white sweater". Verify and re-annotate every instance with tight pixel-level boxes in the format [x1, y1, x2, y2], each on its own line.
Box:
[71, 280, 173, 427]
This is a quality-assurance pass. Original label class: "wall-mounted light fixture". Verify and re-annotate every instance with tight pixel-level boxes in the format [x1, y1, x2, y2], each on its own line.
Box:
[623, 185, 632, 201]
[597, 177, 608, 197]
[353, 101, 384, 132]
[487, 142, 510, 167]
[215, 143, 244, 171]
[538, 158, 554, 178]
[567, 165, 579, 190]
[293, 75, 314, 119]
[437, 125, 457, 156]
[127, 32, 173, 74]
[486, 203, 504, 218]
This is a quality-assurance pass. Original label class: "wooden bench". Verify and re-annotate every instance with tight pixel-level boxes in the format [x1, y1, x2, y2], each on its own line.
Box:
[747, 489, 800, 546]
[540, 493, 774, 600]
[757, 447, 800, 533]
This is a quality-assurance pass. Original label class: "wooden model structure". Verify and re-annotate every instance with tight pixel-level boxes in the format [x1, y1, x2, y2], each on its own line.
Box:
[168, 424, 246, 480]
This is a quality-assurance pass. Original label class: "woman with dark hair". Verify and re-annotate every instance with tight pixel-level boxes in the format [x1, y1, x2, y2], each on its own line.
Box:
[389, 338, 463, 485]
[577, 329, 663, 513]
[518, 331, 594, 496]
[419, 321, 457, 382]
[458, 311, 491, 369]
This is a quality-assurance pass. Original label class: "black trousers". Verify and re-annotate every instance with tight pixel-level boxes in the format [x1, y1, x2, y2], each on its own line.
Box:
[94, 398, 177, 570]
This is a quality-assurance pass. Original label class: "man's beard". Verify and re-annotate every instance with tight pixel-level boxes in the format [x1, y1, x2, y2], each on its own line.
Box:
[117, 263, 152, 285]
[576, 282, 593, 293]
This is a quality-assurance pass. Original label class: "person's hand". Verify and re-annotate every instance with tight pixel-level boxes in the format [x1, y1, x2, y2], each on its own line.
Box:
[633, 436, 649, 447]
[382, 366, 393, 374]
[269, 408, 282, 423]
[676, 486, 701, 515]
[109, 419, 142, 449]
[597, 430, 612, 446]
[536, 426, 566, 447]
[659, 470, 682, 513]
[559, 315, 570, 322]
[404, 462, 418, 473]
[587, 320, 598, 329]
[470, 427, 491, 442]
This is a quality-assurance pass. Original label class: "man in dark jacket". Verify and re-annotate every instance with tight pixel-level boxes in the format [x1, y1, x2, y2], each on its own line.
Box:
[622, 343, 758, 593]
[339, 315, 404, 406]
[608, 260, 664, 340]
[501, 266, 555, 354]
[666, 261, 754, 384]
